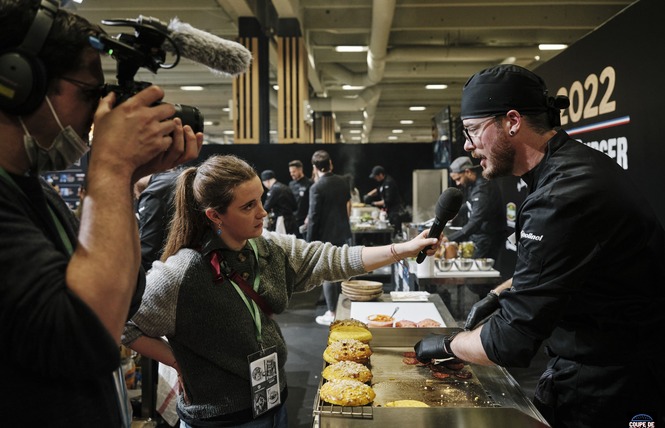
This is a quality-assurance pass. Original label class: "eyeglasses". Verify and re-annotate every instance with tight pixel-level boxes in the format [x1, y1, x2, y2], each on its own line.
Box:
[60, 76, 106, 103]
[462, 115, 501, 145]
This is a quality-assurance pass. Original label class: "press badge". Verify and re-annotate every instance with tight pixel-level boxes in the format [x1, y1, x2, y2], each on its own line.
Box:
[248, 346, 280, 418]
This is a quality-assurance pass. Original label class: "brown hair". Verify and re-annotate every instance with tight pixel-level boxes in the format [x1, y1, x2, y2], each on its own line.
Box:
[311, 150, 331, 172]
[288, 159, 303, 168]
[161, 154, 257, 260]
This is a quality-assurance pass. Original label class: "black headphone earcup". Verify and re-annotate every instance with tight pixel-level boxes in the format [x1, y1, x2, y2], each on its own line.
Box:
[0, 49, 48, 115]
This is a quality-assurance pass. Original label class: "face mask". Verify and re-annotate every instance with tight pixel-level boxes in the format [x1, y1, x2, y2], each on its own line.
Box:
[20, 96, 90, 173]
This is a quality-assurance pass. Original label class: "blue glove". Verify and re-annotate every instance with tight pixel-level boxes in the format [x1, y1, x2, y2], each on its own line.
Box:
[464, 290, 499, 330]
[414, 333, 456, 363]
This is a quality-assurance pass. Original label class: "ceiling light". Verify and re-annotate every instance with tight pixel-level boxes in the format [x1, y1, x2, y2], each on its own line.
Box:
[350, 129, 361, 134]
[388, 135, 398, 140]
[335, 46, 368, 52]
[203, 121, 214, 126]
[392, 129, 403, 134]
[400, 120, 413, 125]
[273, 85, 279, 90]
[342, 85, 365, 90]
[351, 136, 361, 140]
[223, 130, 234, 135]
[538, 44, 567, 51]
[180, 85, 204, 91]
[409, 106, 426, 111]
[425, 84, 448, 90]
[349, 120, 363, 125]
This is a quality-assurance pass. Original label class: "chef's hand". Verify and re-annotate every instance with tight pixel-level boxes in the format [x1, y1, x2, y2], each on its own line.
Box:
[414, 334, 454, 363]
[464, 291, 499, 330]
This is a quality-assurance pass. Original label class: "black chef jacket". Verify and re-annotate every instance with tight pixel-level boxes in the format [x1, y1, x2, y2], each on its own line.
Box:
[479, 130, 665, 427]
[447, 174, 505, 259]
[264, 181, 298, 234]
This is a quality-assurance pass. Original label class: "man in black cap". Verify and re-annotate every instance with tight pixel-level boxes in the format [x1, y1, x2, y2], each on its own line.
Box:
[261, 170, 298, 235]
[364, 165, 407, 236]
[446, 155, 506, 299]
[414, 64, 665, 428]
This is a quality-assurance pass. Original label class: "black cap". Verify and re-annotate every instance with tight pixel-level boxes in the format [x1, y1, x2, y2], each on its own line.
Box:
[369, 165, 385, 178]
[461, 64, 551, 120]
[260, 170, 275, 181]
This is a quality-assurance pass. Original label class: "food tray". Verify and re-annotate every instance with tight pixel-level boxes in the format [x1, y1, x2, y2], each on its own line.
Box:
[315, 344, 498, 419]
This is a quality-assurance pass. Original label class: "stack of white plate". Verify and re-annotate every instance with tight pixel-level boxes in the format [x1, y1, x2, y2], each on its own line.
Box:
[341, 280, 384, 302]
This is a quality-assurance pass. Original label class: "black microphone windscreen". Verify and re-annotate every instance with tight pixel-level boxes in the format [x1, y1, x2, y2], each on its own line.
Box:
[435, 187, 463, 219]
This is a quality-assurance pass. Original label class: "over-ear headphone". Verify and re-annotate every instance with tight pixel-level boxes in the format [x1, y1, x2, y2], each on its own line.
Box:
[0, 0, 59, 115]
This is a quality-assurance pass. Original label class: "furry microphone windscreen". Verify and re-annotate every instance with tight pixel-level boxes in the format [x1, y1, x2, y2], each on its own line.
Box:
[165, 18, 252, 76]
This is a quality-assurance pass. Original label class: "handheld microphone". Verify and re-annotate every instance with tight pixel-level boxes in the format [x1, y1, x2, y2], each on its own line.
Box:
[416, 187, 463, 264]
[164, 18, 252, 76]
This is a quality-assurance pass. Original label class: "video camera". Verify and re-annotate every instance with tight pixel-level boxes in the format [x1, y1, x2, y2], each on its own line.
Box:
[89, 16, 204, 134]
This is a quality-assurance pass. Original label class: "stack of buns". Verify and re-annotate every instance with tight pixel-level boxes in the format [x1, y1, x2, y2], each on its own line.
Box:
[320, 319, 376, 407]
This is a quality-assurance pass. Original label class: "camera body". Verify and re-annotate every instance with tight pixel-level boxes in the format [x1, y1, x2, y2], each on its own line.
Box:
[90, 16, 204, 134]
[105, 81, 203, 134]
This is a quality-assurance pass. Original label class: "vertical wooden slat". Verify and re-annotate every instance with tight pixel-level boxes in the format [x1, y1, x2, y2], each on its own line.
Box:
[277, 36, 312, 143]
[233, 37, 261, 144]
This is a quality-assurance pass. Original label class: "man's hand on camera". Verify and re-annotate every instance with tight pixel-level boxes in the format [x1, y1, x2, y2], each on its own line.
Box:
[92, 85, 202, 179]
[464, 290, 500, 330]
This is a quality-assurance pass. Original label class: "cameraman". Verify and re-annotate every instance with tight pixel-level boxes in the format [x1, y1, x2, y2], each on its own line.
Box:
[0, 1, 202, 426]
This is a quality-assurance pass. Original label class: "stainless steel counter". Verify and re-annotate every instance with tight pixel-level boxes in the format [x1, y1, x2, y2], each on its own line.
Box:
[312, 294, 549, 428]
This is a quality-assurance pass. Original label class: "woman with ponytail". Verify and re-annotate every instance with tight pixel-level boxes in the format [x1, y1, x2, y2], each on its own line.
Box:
[122, 154, 438, 428]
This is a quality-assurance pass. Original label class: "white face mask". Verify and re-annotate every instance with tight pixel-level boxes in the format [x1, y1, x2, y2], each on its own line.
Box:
[20, 96, 90, 173]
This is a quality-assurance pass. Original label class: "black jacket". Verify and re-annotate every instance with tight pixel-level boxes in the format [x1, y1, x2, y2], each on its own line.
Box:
[137, 169, 179, 271]
[0, 172, 144, 427]
[480, 130, 665, 426]
[264, 181, 298, 234]
[289, 175, 313, 226]
[306, 172, 351, 245]
[447, 174, 505, 258]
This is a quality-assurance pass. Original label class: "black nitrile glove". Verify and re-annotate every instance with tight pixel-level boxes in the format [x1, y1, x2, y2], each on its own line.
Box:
[414, 334, 455, 363]
[464, 290, 500, 330]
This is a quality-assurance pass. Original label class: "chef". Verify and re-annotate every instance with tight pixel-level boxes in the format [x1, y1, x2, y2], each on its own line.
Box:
[414, 64, 665, 428]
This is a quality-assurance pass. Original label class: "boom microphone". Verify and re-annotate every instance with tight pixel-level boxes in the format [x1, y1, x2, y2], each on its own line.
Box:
[416, 187, 464, 264]
[99, 16, 252, 76]
[164, 17, 252, 76]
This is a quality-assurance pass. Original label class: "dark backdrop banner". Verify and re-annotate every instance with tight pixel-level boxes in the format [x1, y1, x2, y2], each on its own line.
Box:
[198, 143, 435, 208]
[535, 0, 664, 226]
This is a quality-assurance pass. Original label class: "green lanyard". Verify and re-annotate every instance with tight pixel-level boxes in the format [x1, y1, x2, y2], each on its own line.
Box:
[227, 239, 263, 343]
[0, 167, 73, 255]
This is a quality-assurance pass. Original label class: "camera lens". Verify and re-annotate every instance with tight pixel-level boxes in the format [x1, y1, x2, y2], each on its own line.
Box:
[174, 104, 204, 134]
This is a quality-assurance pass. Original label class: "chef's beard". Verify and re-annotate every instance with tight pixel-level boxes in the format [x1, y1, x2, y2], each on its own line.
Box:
[482, 130, 515, 180]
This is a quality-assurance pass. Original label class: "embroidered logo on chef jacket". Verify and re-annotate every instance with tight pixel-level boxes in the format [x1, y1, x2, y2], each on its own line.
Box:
[520, 231, 544, 241]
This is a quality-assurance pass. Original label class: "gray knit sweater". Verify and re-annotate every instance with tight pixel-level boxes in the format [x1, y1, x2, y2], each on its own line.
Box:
[122, 230, 365, 421]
